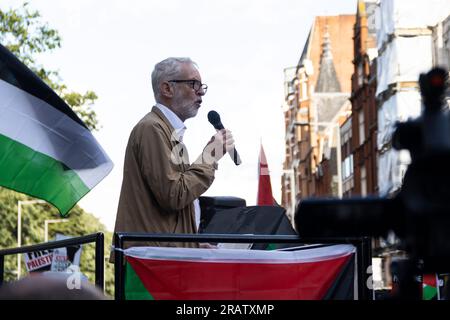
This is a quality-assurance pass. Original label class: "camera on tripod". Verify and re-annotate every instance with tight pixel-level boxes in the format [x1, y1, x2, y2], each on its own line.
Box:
[294, 67, 449, 298]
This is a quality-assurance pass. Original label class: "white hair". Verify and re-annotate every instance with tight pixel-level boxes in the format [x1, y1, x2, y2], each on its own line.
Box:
[151, 57, 198, 102]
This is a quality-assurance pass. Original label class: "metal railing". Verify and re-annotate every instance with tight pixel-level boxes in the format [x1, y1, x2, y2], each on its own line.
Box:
[113, 233, 372, 301]
[0, 232, 104, 290]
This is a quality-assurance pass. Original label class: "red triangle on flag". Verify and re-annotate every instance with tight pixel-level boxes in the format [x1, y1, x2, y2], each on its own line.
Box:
[257, 143, 276, 206]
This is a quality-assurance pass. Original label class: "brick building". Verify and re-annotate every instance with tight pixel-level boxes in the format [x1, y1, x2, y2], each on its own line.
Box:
[350, 0, 378, 197]
[282, 15, 355, 220]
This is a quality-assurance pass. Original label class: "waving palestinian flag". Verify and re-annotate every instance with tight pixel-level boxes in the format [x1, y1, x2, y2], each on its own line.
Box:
[423, 274, 439, 300]
[0, 44, 113, 215]
[123, 245, 356, 300]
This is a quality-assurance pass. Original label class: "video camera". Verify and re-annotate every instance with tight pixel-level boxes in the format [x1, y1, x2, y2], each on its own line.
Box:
[295, 67, 449, 299]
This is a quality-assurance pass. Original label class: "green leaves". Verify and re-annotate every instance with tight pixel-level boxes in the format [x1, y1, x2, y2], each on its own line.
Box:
[0, 187, 115, 297]
[0, 2, 100, 131]
[0, 2, 61, 68]
[63, 90, 100, 131]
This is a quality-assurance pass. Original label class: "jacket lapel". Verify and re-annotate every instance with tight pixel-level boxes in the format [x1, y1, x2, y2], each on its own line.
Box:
[152, 106, 189, 170]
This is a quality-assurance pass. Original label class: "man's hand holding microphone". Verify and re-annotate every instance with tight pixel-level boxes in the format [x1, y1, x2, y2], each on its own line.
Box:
[201, 110, 242, 166]
[197, 111, 241, 250]
[202, 129, 235, 165]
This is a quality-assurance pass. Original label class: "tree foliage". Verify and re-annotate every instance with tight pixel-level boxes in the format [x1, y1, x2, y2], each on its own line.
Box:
[0, 188, 115, 297]
[0, 2, 100, 130]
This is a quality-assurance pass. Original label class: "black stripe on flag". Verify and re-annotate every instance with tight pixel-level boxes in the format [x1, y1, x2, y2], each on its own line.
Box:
[323, 254, 356, 300]
[0, 43, 87, 129]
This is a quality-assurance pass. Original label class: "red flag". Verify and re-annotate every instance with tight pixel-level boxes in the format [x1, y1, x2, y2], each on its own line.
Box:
[257, 143, 275, 205]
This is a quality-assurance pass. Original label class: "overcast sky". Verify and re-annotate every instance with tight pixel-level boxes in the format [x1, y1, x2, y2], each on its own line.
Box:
[1, 0, 357, 230]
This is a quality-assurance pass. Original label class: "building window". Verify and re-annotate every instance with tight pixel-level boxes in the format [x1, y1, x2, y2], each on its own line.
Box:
[342, 155, 354, 180]
[342, 160, 346, 180]
[357, 62, 364, 87]
[359, 111, 365, 145]
[350, 154, 354, 175]
[360, 165, 367, 196]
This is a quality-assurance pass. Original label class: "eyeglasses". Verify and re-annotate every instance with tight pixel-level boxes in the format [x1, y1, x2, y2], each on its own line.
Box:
[168, 79, 208, 94]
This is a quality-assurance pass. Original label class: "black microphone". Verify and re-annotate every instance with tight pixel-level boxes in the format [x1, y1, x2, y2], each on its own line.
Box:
[207, 110, 242, 165]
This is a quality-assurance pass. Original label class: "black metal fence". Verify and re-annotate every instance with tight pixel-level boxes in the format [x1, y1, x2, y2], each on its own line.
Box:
[0, 232, 104, 290]
[114, 233, 372, 301]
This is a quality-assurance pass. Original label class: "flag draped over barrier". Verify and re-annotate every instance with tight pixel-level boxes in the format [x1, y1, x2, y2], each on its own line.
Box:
[124, 245, 356, 300]
[0, 44, 113, 215]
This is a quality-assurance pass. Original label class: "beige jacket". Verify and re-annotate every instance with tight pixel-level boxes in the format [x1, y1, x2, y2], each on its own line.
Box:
[112, 107, 217, 254]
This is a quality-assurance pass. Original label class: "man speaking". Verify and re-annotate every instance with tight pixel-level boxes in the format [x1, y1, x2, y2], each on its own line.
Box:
[112, 57, 235, 251]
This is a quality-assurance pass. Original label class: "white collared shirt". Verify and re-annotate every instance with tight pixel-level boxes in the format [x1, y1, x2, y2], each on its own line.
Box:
[154, 103, 202, 230]
[155, 103, 186, 140]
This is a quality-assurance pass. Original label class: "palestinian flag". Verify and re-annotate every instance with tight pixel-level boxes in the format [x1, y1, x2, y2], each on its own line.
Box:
[124, 244, 356, 300]
[423, 274, 439, 300]
[0, 43, 113, 215]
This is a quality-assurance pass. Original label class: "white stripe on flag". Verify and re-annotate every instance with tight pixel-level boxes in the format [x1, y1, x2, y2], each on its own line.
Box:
[124, 244, 356, 264]
[0, 79, 112, 189]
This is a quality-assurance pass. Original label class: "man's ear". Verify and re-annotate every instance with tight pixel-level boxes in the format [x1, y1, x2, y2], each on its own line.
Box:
[161, 82, 174, 98]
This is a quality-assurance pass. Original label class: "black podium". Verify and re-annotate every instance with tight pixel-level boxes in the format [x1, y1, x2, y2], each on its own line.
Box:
[199, 196, 298, 250]
[199, 196, 246, 231]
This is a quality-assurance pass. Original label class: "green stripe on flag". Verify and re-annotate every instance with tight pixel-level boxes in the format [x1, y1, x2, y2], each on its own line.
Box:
[125, 262, 154, 300]
[0, 134, 89, 215]
[423, 285, 437, 300]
